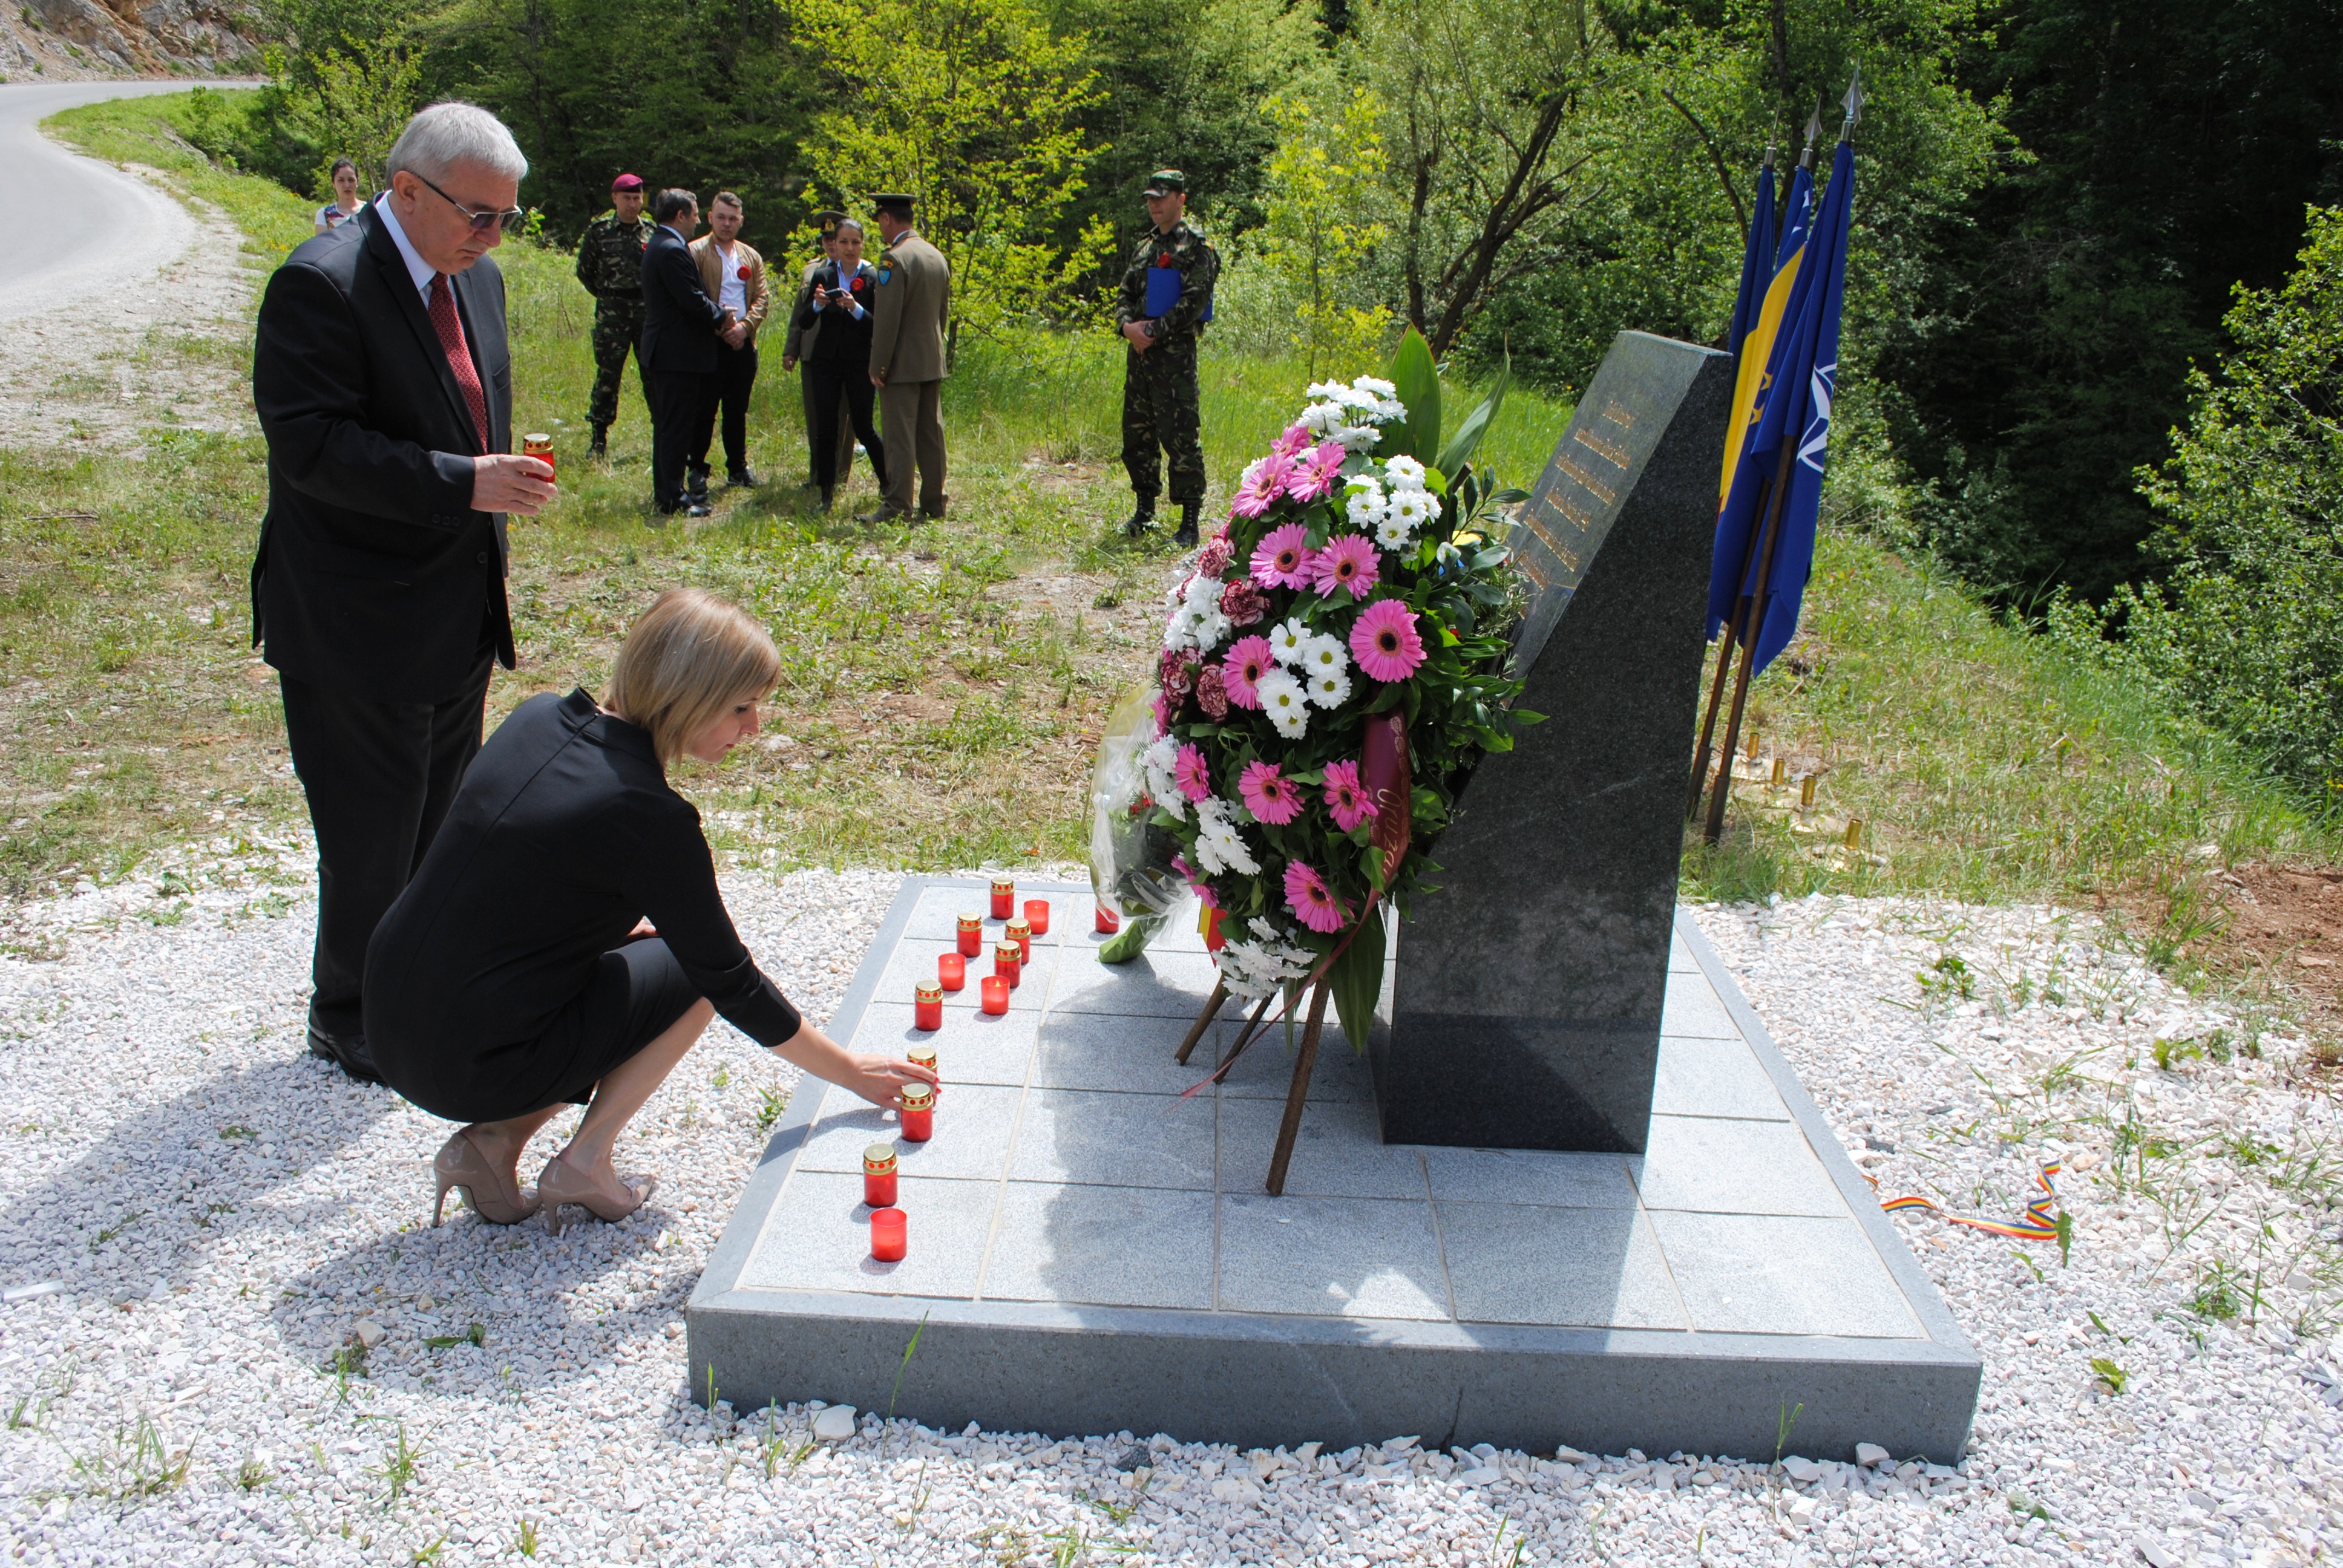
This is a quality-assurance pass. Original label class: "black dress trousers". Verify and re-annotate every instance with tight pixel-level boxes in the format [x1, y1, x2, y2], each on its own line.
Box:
[690, 341, 759, 477]
[280, 642, 494, 1043]
[645, 368, 717, 509]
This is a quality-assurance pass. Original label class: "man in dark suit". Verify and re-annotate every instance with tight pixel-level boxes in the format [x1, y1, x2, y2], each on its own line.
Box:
[250, 102, 554, 1083]
[640, 188, 739, 519]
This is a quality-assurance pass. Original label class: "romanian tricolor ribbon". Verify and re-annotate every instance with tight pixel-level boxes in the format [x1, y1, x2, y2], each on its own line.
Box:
[1874, 1161, 2063, 1242]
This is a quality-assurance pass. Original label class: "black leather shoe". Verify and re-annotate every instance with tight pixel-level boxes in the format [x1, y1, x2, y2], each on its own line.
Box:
[727, 468, 758, 489]
[686, 465, 712, 506]
[1173, 501, 1201, 548]
[307, 1026, 382, 1085]
[687, 501, 713, 518]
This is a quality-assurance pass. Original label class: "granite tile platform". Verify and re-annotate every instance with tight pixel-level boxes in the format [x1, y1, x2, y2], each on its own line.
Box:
[688, 878, 1981, 1460]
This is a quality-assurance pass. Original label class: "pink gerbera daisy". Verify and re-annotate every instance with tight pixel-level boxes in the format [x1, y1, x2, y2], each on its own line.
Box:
[1222, 635, 1274, 709]
[1230, 453, 1295, 520]
[1250, 522, 1312, 590]
[1283, 860, 1348, 934]
[1238, 760, 1302, 825]
[1309, 534, 1381, 600]
[1270, 423, 1314, 459]
[1323, 757, 1378, 831]
[1350, 598, 1427, 682]
[1173, 742, 1213, 803]
[1195, 663, 1230, 721]
[1285, 442, 1349, 504]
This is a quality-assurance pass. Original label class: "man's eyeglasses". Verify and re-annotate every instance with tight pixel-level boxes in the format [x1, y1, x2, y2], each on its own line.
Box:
[413, 172, 526, 234]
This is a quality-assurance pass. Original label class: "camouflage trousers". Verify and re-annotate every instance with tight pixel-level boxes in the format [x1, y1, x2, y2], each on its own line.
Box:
[588, 298, 647, 429]
[1121, 337, 1204, 503]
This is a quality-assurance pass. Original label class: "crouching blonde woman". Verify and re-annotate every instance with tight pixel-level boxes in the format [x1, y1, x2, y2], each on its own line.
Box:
[365, 588, 933, 1231]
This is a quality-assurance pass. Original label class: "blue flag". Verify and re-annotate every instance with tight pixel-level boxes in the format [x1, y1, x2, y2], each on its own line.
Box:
[1725, 162, 1777, 361]
[1706, 139, 1855, 674]
[1711, 156, 1820, 517]
[1775, 162, 1814, 272]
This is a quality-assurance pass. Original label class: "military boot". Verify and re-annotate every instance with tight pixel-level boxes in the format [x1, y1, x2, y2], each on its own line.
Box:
[1173, 502, 1201, 548]
[589, 423, 609, 459]
[1122, 495, 1156, 538]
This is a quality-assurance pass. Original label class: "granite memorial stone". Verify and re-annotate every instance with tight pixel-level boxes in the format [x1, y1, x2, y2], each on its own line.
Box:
[1372, 330, 1735, 1152]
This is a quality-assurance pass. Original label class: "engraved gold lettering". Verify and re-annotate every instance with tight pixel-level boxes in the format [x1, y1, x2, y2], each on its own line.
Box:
[1572, 428, 1633, 468]
[1555, 456, 1617, 507]
[1602, 400, 1637, 430]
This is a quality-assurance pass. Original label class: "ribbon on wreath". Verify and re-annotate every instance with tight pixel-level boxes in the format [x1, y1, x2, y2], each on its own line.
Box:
[1872, 1160, 2063, 1242]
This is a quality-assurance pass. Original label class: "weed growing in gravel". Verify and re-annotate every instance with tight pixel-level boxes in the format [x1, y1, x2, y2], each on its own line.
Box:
[367, 1420, 421, 1507]
[2089, 1356, 2129, 1393]
[89, 1209, 141, 1252]
[69, 1413, 191, 1505]
[753, 1086, 788, 1137]
[409, 1535, 446, 1564]
[421, 1322, 485, 1350]
[513, 1518, 540, 1558]
[236, 1454, 269, 1489]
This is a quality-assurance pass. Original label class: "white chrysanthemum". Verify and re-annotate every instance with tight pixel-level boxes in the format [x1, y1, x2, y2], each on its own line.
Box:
[1335, 384, 1381, 413]
[1374, 397, 1407, 420]
[1374, 511, 1416, 551]
[1334, 423, 1383, 452]
[1299, 632, 1349, 677]
[1189, 606, 1231, 651]
[1383, 454, 1427, 489]
[1216, 922, 1316, 999]
[1142, 736, 1187, 820]
[1352, 376, 1397, 398]
[1191, 797, 1260, 877]
[1299, 400, 1345, 436]
[1183, 573, 1223, 610]
[1307, 667, 1354, 709]
[1305, 381, 1348, 401]
[1268, 618, 1311, 664]
[1344, 479, 1387, 529]
[1257, 670, 1309, 738]
[1388, 489, 1440, 533]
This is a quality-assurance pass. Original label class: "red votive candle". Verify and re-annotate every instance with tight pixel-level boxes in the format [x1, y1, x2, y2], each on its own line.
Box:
[957, 913, 983, 958]
[994, 941, 1022, 988]
[937, 952, 966, 991]
[1095, 904, 1121, 934]
[1005, 917, 1033, 965]
[981, 975, 1009, 1015]
[1023, 898, 1050, 936]
[899, 1080, 934, 1142]
[914, 983, 943, 1031]
[863, 1143, 897, 1209]
[990, 877, 1014, 920]
[907, 1045, 938, 1076]
[870, 1206, 906, 1261]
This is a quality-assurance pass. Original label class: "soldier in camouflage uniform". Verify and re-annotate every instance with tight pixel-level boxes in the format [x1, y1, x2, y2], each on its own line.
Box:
[1115, 169, 1220, 546]
[575, 173, 654, 457]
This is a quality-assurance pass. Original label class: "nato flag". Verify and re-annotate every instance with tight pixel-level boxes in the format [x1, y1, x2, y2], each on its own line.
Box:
[1706, 138, 1856, 676]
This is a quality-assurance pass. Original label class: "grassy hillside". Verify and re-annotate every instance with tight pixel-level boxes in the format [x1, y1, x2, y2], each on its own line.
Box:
[4, 91, 2333, 944]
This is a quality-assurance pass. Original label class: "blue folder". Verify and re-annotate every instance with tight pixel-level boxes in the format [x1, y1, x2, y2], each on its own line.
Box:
[1144, 263, 1212, 323]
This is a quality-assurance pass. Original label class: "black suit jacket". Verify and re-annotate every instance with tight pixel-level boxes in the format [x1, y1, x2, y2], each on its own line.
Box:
[639, 224, 727, 375]
[249, 203, 516, 704]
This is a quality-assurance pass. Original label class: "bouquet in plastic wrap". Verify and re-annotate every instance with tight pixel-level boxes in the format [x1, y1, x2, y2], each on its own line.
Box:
[1087, 329, 1542, 1047]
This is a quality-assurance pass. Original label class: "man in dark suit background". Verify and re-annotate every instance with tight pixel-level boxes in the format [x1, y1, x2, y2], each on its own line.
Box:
[640, 188, 739, 519]
[250, 102, 554, 1083]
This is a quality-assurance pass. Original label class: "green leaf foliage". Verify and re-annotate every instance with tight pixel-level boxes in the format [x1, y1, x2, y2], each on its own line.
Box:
[1388, 327, 1441, 462]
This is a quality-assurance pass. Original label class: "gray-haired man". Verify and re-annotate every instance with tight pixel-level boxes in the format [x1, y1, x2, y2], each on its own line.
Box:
[250, 101, 552, 1083]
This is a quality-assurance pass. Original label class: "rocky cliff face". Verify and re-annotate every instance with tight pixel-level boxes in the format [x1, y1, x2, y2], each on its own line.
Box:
[4, 0, 260, 80]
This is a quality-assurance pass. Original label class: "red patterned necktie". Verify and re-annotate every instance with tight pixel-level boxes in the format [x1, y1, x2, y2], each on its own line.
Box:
[426, 273, 490, 453]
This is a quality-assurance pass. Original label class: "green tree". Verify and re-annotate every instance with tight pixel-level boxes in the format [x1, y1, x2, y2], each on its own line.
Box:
[791, 0, 1114, 348]
[302, 29, 425, 193]
[1253, 88, 1392, 376]
[2055, 206, 2343, 799]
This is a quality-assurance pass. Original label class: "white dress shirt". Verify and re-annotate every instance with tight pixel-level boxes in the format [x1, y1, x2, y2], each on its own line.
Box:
[373, 194, 440, 304]
[715, 241, 746, 317]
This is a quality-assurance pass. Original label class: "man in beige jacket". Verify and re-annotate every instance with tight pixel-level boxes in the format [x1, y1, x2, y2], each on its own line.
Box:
[688, 191, 768, 489]
[863, 194, 949, 522]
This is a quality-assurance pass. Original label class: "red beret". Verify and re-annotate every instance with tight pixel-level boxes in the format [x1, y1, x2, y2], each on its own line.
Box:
[611, 174, 644, 192]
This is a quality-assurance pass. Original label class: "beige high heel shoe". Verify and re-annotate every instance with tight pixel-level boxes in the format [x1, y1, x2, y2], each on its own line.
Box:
[430, 1128, 540, 1226]
[539, 1154, 658, 1235]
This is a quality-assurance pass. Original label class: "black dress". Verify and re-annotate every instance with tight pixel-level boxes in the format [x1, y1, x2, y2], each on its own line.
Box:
[364, 688, 802, 1123]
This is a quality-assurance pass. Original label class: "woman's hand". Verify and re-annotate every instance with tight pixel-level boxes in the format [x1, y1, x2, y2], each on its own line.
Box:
[842, 1053, 937, 1112]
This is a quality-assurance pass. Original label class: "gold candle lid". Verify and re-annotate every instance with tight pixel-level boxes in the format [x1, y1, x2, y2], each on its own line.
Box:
[995, 941, 1021, 963]
[1006, 917, 1032, 941]
[958, 912, 982, 930]
[991, 877, 1014, 894]
[863, 1142, 897, 1172]
[522, 431, 552, 449]
[916, 984, 942, 1005]
[899, 1082, 935, 1111]
[907, 1045, 938, 1070]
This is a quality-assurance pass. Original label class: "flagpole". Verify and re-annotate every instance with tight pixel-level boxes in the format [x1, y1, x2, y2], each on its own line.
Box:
[1699, 75, 1861, 848]
[1689, 125, 1822, 823]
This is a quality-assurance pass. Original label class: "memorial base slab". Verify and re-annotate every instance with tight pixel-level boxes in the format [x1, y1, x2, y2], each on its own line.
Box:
[689, 878, 1981, 1461]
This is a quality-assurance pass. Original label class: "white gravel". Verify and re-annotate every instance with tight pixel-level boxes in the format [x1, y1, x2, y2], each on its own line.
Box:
[1, 858, 2336, 1566]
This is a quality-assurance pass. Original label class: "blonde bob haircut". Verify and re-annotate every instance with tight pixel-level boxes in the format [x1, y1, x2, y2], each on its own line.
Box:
[603, 589, 780, 763]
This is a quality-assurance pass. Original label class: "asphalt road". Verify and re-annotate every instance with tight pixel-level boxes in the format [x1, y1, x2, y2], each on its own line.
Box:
[0, 79, 257, 324]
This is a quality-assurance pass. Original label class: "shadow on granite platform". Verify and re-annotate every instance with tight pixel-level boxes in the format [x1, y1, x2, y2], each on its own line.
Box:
[689, 878, 1981, 1461]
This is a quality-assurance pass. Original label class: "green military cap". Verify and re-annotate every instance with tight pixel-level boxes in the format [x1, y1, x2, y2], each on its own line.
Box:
[871, 193, 916, 216]
[1143, 169, 1187, 196]
[813, 208, 846, 236]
